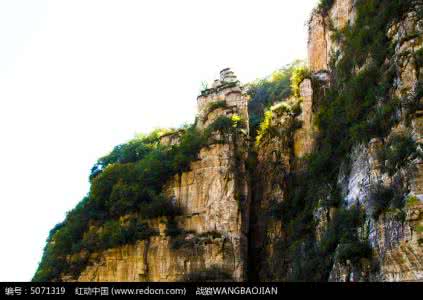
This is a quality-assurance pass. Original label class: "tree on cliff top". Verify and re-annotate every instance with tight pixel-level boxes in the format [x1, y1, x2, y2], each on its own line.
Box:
[247, 60, 304, 139]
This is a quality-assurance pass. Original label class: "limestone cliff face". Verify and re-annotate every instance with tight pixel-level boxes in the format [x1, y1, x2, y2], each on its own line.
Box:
[249, 74, 329, 280]
[252, 0, 423, 282]
[331, 0, 423, 282]
[163, 140, 250, 281]
[74, 218, 236, 282]
[59, 0, 423, 282]
[308, 0, 356, 72]
[69, 69, 250, 282]
[371, 203, 423, 281]
[328, 203, 423, 282]
[322, 0, 422, 282]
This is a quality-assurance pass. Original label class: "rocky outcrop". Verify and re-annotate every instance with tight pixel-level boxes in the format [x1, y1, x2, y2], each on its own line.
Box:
[74, 219, 236, 282]
[56, 1, 423, 283]
[252, 0, 423, 282]
[293, 79, 315, 159]
[68, 69, 250, 282]
[374, 203, 423, 282]
[249, 88, 317, 279]
[315, 0, 423, 282]
[329, 203, 423, 282]
[163, 141, 250, 281]
[308, 0, 356, 72]
[197, 69, 249, 133]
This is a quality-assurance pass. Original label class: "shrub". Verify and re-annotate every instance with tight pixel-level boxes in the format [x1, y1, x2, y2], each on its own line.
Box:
[255, 110, 274, 145]
[206, 115, 241, 136]
[197, 231, 222, 239]
[138, 195, 182, 219]
[319, 206, 366, 255]
[142, 200, 177, 219]
[247, 61, 304, 139]
[266, 200, 284, 218]
[95, 218, 157, 250]
[321, 186, 343, 208]
[368, 173, 409, 219]
[101, 220, 126, 248]
[67, 254, 90, 279]
[271, 100, 301, 116]
[165, 219, 183, 237]
[231, 114, 243, 128]
[290, 66, 310, 98]
[89, 129, 166, 180]
[204, 101, 227, 118]
[404, 81, 423, 123]
[170, 231, 222, 257]
[286, 239, 329, 282]
[415, 48, 423, 69]
[255, 103, 302, 147]
[317, 0, 334, 15]
[170, 235, 197, 253]
[406, 195, 420, 207]
[34, 123, 209, 281]
[368, 183, 395, 218]
[366, 100, 400, 138]
[378, 131, 419, 176]
[337, 240, 373, 264]
[130, 221, 158, 241]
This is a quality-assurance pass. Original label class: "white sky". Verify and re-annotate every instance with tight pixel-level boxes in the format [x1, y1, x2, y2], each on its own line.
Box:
[0, 0, 318, 281]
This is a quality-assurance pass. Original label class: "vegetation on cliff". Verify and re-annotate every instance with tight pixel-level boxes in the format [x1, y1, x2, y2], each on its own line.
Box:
[34, 125, 209, 281]
[255, 99, 302, 146]
[259, 0, 420, 281]
[34, 107, 247, 282]
[317, 0, 334, 15]
[34, 0, 422, 283]
[247, 60, 305, 139]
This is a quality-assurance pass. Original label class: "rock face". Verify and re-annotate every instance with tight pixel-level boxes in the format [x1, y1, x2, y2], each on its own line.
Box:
[60, 1, 423, 282]
[334, 1, 422, 282]
[197, 69, 249, 133]
[308, 11, 330, 72]
[308, 0, 356, 72]
[70, 69, 250, 282]
[252, 0, 423, 282]
[75, 219, 236, 282]
[163, 141, 250, 281]
[373, 204, 423, 282]
[293, 79, 315, 159]
[328, 204, 423, 282]
[311, 0, 423, 282]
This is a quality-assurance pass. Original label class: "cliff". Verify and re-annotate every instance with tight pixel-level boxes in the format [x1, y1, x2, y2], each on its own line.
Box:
[36, 69, 251, 282]
[34, 0, 423, 282]
[250, 0, 423, 281]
